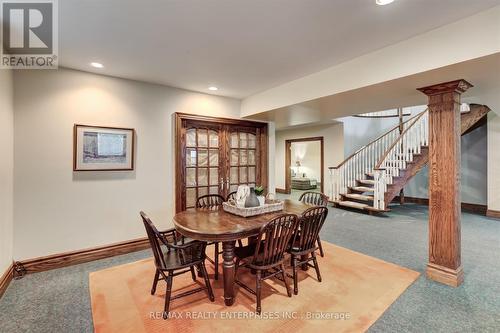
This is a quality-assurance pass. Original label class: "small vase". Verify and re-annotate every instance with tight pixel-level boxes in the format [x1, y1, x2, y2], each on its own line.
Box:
[245, 188, 260, 208]
[257, 196, 265, 206]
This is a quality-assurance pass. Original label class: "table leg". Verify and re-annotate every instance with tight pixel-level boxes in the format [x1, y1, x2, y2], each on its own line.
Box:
[222, 240, 236, 306]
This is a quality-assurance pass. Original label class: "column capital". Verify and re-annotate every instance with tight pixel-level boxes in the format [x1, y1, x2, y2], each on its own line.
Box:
[417, 79, 473, 96]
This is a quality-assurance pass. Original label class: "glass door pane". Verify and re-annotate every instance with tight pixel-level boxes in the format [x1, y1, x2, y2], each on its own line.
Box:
[227, 130, 258, 192]
[184, 127, 222, 209]
[178, 116, 266, 213]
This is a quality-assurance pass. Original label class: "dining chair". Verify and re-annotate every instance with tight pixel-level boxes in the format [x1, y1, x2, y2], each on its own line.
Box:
[234, 214, 299, 314]
[196, 194, 244, 280]
[226, 191, 237, 201]
[298, 191, 329, 257]
[197, 194, 225, 210]
[140, 212, 214, 319]
[287, 206, 328, 295]
[196, 194, 225, 280]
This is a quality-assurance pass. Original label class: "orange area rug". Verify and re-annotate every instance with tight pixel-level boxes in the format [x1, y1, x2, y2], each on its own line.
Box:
[89, 242, 419, 333]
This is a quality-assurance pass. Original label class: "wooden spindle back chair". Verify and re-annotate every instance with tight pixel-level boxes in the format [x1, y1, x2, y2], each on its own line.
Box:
[195, 194, 225, 280]
[141, 212, 170, 270]
[226, 191, 237, 201]
[235, 214, 299, 314]
[252, 214, 299, 268]
[298, 191, 328, 206]
[288, 206, 328, 295]
[196, 194, 225, 210]
[140, 212, 214, 319]
[298, 191, 328, 257]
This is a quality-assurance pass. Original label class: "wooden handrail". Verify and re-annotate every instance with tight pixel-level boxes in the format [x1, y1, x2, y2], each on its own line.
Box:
[329, 111, 422, 169]
[374, 109, 428, 170]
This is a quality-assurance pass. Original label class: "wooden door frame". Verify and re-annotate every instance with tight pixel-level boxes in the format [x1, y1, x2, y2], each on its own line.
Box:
[175, 113, 268, 213]
[285, 136, 324, 195]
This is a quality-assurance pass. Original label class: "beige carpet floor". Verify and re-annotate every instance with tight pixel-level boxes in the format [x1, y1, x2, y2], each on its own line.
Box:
[90, 242, 419, 333]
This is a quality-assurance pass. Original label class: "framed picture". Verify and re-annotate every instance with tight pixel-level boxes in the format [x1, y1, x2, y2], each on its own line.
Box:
[73, 125, 135, 171]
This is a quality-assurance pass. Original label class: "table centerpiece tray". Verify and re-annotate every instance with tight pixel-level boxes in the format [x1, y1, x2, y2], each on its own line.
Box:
[222, 200, 284, 217]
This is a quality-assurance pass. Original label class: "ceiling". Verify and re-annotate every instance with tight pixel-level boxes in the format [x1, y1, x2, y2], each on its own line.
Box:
[248, 53, 500, 129]
[59, 0, 500, 98]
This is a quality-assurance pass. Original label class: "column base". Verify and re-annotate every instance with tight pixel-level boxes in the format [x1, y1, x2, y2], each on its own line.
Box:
[426, 263, 463, 287]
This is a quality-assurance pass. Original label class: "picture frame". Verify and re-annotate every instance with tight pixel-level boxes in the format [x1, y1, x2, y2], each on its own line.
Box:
[73, 124, 135, 171]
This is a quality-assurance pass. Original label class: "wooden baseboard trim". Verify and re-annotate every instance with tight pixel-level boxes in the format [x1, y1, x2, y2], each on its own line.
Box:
[19, 237, 150, 275]
[461, 202, 488, 215]
[275, 188, 287, 194]
[486, 209, 500, 219]
[426, 263, 463, 287]
[0, 263, 14, 299]
[394, 196, 487, 215]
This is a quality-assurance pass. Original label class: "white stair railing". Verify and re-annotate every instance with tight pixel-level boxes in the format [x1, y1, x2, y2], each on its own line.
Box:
[329, 112, 421, 202]
[373, 109, 429, 210]
[354, 109, 411, 118]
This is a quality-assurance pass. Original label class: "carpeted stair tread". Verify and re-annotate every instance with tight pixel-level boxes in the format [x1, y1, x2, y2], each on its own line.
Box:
[338, 201, 369, 209]
[344, 193, 374, 202]
[351, 186, 375, 193]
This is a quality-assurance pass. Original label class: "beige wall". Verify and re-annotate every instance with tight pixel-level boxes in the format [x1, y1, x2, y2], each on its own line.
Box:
[0, 70, 14, 274]
[275, 123, 344, 198]
[13, 68, 242, 260]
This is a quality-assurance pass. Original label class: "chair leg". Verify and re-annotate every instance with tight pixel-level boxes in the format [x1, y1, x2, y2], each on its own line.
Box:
[200, 262, 215, 302]
[190, 266, 197, 282]
[280, 264, 292, 297]
[214, 242, 219, 280]
[291, 255, 298, 295]
[256, 270, 262, 314]
[317, 236, 324, 257]
[163, 272, 173, 319]
[151, 269, 160, 295]
[237, 239, 243, 247]
[196, 263, 203, 278]
[311, 252, 322, 282]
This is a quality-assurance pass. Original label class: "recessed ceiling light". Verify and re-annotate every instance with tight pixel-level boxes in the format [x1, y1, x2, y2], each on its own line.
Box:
[90, 62, 104, 68]
[208, 86, 218, 91]
[376, 0, 395, 5]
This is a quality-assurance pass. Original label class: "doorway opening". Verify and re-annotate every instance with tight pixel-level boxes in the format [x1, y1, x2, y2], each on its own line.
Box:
[284, 137, 324, 200]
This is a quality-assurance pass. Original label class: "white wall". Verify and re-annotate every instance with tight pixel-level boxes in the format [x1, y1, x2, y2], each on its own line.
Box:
[459, 84, 500, 211]
[13, 68, 242, 260]
[404, 121, 488, 205]
[339, 110, 406, 156]
[267, 121, 276, 193]
[340, 105, 489, 205]
[275, 123, 344, 198]
[488, 113, 500, 211]
[291, 141, 321, 181]
[0, 70, 14, 274]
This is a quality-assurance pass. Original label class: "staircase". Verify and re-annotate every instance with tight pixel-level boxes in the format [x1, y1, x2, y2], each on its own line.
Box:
[329, 104, 490, 214]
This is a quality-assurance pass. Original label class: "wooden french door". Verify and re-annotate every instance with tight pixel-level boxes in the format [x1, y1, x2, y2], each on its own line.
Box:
[175, 113, 268, 212]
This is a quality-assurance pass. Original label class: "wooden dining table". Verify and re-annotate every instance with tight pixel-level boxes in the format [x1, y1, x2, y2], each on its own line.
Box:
[173, 199, 313, 306]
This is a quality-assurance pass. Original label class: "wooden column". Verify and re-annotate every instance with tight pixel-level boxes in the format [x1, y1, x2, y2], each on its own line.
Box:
[417, 79, 472, 287]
